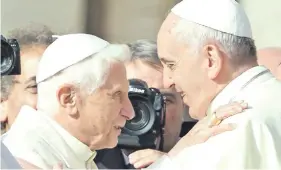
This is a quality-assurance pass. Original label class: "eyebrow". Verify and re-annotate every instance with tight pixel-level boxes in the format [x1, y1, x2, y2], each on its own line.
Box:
[24, 76, 36, 84]
[160, 58, 172, 63]
[161, 91, 176, 100]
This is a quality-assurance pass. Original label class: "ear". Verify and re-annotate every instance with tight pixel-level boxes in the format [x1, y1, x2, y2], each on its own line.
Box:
[203, 44, 223, 80]
[0, 101, 8, 122]
[56, 84, 78, 116]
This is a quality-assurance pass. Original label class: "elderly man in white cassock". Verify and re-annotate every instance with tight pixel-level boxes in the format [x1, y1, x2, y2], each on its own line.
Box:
[2, 34, 136, 169]
[147, 0, 281, 169]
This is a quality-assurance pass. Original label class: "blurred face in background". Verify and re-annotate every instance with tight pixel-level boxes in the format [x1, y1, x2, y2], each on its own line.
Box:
[126, 59, 184, 151]
[4, 46, 45, 130]
[258, 47, 281, 80]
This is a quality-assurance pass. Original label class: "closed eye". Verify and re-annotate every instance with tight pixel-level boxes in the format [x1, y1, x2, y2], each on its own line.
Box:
[27, 85, 37, 88]
[166, 63, 176, 70]
[26, 85, 37, 94]
[113, 91, 122, 98]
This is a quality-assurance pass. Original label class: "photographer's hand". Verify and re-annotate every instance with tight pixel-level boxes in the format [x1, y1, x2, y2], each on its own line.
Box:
[168, 101, 248, 158]
[129, 149, 166, 169]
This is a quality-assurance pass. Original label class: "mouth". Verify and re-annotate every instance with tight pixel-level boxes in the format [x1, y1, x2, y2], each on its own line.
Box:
[180, 92, 186, 98]
[114, 125, 122, 130]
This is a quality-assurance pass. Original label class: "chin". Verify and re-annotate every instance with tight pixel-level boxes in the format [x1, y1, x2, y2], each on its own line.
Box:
[104, 134, 119, 149]
[106, 142, 118, 149]
[189, 107, 204, 120]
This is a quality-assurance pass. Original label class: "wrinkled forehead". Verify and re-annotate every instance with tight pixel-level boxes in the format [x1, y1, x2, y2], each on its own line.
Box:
[15, 47, 45, 82]
[101, 62, 129, 91]
[157, 13, 187, 61]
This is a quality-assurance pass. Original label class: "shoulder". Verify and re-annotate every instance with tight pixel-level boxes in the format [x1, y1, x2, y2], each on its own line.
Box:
[2, 130, 57, 169]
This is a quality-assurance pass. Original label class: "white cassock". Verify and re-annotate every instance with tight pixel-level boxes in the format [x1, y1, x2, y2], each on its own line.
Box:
[2, 106, 98, 169]
[148, 66, 281, 170]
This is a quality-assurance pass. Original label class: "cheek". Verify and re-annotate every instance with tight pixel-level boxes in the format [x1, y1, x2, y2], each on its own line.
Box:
[24, 94, 37, 109]
[101, 101, 121, 126]
[173, 67, 188, 89]
[165, 104, 182, 124]
[8, 90, 23, 110]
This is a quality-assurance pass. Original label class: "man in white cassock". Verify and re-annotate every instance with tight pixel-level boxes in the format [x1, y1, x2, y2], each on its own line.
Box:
[2, 34, 136, 169]
[147, 0, 281, 169]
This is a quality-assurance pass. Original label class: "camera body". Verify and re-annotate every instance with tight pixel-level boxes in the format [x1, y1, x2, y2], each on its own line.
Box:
[1, 35, 21, 76]
[118, 79, 166, 150]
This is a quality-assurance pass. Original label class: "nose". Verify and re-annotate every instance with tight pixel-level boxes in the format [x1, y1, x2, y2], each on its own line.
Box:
[121, 96, 135, 120]
[163, 67, 175, 89]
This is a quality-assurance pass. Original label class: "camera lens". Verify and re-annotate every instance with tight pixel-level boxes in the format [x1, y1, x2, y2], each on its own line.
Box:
[123, 95, 155, 136]
[1, 39, 15, 75]
[126, 101, 150, 131]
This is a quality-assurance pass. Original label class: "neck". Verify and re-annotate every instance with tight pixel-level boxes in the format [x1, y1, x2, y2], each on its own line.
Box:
[217, 62, 258, 92]
[231, 62, 258, 80]
[209, 62, 258, 109]
[53, 112, 104, 151]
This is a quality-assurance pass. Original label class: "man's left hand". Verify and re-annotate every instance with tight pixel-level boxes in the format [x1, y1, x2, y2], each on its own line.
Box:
[128, 149, 166, 169]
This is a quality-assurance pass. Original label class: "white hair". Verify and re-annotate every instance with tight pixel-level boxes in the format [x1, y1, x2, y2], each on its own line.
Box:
[170, 18, 257, 66]
[37, 44, 131, 115]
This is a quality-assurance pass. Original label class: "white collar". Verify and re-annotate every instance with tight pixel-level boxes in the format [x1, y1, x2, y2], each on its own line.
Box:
[206, 66, 269, 116]
[11, 105, 96, 168]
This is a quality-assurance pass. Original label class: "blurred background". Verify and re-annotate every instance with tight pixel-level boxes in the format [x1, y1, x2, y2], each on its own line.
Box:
[2, 0, 280, 48]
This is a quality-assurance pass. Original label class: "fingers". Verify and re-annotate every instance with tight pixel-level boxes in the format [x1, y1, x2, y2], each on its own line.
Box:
[132, 155, 159, 169]
[129, 149, 154, 164]
[215, 101, 248, 120]
[209, 123, 236, 137]
[129, 149, 165, 169]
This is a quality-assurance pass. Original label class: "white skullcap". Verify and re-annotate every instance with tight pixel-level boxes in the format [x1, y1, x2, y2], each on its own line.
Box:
[171, 0, 252, 38]
[36, 33, 109, 84]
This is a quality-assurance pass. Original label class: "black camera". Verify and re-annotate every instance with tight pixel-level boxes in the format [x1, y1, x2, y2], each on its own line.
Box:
[118, 79, 166, 150]
[1, 35, 21, 76]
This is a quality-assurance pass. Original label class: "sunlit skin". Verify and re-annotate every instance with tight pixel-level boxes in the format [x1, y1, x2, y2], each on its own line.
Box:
[157, 13, 256, 119]
[54, 62, 135, 150]
[258, 47, 281, 80]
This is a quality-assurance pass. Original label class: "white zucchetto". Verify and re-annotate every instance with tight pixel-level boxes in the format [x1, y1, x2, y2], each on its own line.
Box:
[36, 33, 109, 84]
[171, 0, 252, 38]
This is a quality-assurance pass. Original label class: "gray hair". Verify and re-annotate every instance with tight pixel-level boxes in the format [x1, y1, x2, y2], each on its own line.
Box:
[1, 23, 55, 100]
[171, 19, 257, 67]
[1, 76, 14, 100]
[7, 23, 55, 49]
[127, 39, 162, 68]
[37, 44, 131, 115]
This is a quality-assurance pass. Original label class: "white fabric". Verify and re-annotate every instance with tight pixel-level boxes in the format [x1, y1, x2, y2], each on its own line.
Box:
[171, 0, 252, 38]
[36, 33, 109, 83]
[149, 66, 281, 169]
[2, 106, 98, 169]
